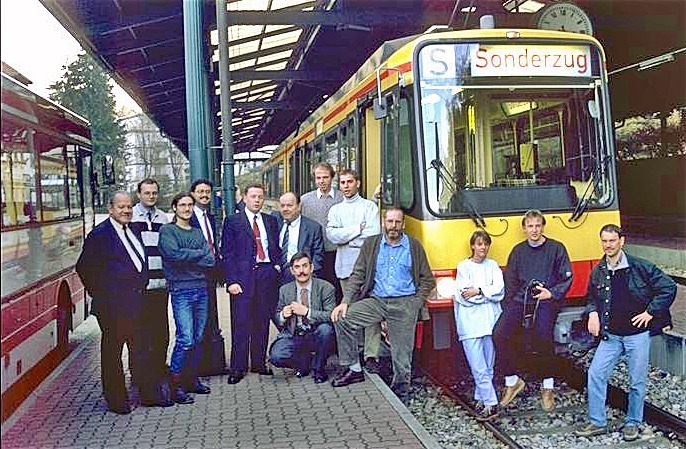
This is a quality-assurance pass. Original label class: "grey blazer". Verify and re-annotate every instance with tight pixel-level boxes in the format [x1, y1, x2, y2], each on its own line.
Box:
[275, 277, 336, 335]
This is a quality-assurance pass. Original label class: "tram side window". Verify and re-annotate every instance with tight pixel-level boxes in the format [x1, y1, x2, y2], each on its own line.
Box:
[80, 150, 94, 215]
[346, 117, 358, 173]
[39, 142, 69, 222]
[1, 123, 38, 226]
[324, 131, 339, 173]
[66, 145, 82, 218]
[382, 96, 415, 208]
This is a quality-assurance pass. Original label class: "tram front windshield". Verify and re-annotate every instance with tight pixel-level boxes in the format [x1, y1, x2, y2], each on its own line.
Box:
[417, 41, 614, 217]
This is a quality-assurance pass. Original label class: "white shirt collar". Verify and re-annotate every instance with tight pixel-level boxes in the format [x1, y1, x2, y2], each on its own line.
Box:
[317, 188, 335, 199]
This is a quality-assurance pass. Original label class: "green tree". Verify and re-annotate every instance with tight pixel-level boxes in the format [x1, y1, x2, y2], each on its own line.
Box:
[48, 52, 127, 207]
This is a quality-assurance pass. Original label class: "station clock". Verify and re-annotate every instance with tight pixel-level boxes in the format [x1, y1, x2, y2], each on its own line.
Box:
[536, 2, 594, 35]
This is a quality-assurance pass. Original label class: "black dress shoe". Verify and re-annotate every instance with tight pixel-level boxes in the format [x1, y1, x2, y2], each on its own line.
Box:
[107, 401, 132, 415]
[188, 379, 211, 394]
[313, 372, 329, 384]
[294, 369, 310, 378]
[331, 369, 365, 387]
[250, 366, 274, 376]
[364, 357, 381, 374]
[227, 372, 244, 384]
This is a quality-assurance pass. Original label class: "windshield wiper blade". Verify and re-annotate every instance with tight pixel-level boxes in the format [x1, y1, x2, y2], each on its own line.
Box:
[430, 158, 486, 228]
[570, 156, 608, 222]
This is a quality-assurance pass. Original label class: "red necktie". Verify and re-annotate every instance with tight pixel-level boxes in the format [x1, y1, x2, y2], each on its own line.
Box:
[204, 212, 215, 255]
[253, 215, 266, 261]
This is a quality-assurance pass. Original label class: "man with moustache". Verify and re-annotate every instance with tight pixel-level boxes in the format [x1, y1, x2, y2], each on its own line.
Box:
[129, 178, 173, 407]
[189, 179, 225, 376]
[221, 183, 282, 384]
[575, 224, 676, 441]
[330, 208, 435, 400]
[326, 169, 382, 373]
[76, 192, 147, 414]
[300, 162, 343, 296]
[269, 252, 336, 383]
[277, 191, 324, 285]
[493, 209, 573, 412]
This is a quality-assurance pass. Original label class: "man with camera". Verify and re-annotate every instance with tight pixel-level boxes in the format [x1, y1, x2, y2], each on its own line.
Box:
[269, 252, 336, 383]
[493, 209, 573, 412]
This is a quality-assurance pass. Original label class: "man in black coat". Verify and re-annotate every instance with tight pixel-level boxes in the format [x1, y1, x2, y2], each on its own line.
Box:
[221, 183, 282, 384]
[276, 191, 324, 284]
[76, 192, 147, 414]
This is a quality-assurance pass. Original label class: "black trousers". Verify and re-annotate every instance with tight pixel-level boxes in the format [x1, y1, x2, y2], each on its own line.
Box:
[492, 299, 560, 380]
[95, 297, 144, 407]
[321, 250, 342, 303]
[139, 289, 169, 383]
[229, 265, 279, 373]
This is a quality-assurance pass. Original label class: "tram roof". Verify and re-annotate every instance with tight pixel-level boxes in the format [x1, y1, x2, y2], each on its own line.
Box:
[40, 0, 685, 157]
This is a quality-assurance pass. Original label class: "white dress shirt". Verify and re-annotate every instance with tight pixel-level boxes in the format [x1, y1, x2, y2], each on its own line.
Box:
[244, 209, 270, 263]
[110, 217, 145, 272]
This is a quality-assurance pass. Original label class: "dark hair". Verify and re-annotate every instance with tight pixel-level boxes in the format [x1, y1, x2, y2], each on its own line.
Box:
[190, 179, 213, 192]
[599, 223, 624, 238]
[338, 169, 359, 181]
[312, 162, 335, 177]
[470, 230, 492, 247]
[244, 183, 265, 195]
[171, 192, 194, 209]
[521, 209, 546, 226]
[137, 178, 159, 192]
[281, 191, 300, 204]
[290, 251, 311, 265]
[383, 206, 404, 219]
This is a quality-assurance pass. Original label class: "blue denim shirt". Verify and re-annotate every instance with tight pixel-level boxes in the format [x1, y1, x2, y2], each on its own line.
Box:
[372, 234, 416, 298]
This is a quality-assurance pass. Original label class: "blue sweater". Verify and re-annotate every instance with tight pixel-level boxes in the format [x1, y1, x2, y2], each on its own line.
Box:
[158, 223, 215, 291]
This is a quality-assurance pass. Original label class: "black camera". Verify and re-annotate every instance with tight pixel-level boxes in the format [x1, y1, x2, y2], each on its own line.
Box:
[295, 322, 312, 336]
[522, 280, 546, 329]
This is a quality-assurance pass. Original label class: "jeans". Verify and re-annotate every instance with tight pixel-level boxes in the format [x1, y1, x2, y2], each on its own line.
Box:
[587, 331, 650, 426]
[169, 286, 209, 375]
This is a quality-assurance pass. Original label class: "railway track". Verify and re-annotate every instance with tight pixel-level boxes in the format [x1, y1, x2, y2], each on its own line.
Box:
[410, 358, 686, 449]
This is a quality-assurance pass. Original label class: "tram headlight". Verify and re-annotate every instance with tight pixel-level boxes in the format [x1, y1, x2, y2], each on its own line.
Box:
[435, 277, 456, 300]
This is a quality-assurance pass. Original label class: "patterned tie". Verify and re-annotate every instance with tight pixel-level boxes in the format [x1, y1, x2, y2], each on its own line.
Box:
[253, 215, 266, 261]
[122, 224, 145, 269]
[281, 221, 290, 265]
[299, 287, 309, 326]
[204, 212, 215, 255]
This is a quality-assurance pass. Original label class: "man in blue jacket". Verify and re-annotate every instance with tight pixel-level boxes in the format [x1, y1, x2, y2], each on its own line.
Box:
[575, 224, 676, 442]
[221, 183, 282, 384]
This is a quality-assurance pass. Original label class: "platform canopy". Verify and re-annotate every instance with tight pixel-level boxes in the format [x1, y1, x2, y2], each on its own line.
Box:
[40, 0, 685, 156]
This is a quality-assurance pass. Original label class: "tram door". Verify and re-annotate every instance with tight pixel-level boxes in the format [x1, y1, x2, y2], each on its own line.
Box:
[361, 104, 381, 201]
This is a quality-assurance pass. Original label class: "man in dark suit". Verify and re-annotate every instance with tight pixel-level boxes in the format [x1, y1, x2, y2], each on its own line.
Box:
[277, 191, 324, 284]
[269, 252, 335, 383]
[189, 179, 226, 376]
[221, 183, 282, 384]
[76, 191, 147, 414]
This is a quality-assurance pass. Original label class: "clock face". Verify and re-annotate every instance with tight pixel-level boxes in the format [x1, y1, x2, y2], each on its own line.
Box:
[536, 3, 594, 35]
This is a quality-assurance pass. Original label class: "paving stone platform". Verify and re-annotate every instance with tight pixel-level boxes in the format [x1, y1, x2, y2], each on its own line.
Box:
[1, 289, 437, 449]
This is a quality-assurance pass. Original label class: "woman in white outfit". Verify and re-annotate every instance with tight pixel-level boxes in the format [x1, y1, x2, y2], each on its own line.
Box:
[454, 230, 504, 421]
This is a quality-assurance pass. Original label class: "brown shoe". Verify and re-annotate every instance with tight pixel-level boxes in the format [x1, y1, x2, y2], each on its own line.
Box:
[499, 378, 525, 407]
[541, 388, 555, 412]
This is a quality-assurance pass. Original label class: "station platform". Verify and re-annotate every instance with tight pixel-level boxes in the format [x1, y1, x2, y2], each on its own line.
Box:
[1, 289, 439, 449]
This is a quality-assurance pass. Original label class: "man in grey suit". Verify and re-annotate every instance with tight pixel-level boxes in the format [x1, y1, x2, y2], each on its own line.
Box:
[278, 191, 324, 284]
[269, 252, 336, 383]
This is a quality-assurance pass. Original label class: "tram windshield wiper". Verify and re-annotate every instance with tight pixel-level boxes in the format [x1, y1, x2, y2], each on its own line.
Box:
[570, 156, 609, 222]
[430, 158, 486, 227]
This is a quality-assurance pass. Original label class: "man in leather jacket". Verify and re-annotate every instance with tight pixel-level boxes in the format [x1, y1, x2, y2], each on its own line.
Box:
[575, 224, 676, 442]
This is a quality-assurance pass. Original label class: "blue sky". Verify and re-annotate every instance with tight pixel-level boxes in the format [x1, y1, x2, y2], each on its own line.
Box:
[1, 0, 140, 113]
